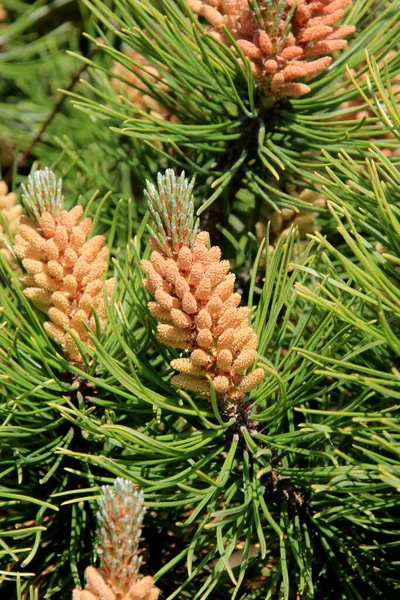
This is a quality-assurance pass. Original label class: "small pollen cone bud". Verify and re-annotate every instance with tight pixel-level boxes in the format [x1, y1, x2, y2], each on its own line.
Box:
[17, 169, 115, 362]
[73, 479, 160, 600]
[187, 0, 354, 98]
[0, 180, 22, 266]
[236, 367, 265, 394]
[142, 170, 264, 402]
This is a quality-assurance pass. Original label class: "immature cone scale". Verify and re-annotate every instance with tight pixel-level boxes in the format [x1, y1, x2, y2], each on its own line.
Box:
[73, 479, 160, 600]
[15, 169, 115, 362]
[142, 170, 264, 401]
[0, 180, 22, 266]
[187, 0, 355, 98]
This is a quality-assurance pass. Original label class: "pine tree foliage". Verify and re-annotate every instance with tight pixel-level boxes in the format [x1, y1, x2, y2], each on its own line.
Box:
[0, 1, 400, 600]
[64, 0, 400, 213]
[0, 0, 146, 209]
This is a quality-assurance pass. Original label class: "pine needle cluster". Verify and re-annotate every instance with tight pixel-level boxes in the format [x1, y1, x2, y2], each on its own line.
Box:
[341, 51, 400, 158]
[111, 49, 176, 122]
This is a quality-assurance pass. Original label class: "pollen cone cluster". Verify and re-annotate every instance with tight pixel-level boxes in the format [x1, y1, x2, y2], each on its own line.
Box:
[142, 169, 264, 402]
[187, 0, 355, 98]
[73, 479, 160, 600]
[0, 180, 22, 266]
[340, 53, 400, 160]
[15, 169, 115, 362]
[112, 48, 177, 121]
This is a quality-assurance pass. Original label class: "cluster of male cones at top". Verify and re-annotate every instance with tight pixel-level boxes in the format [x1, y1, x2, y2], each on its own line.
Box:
[73, 478, 160, 600]
[109, 0, 355, 122]
[187, 0, 355, 97]
[142, 170, 264, 402]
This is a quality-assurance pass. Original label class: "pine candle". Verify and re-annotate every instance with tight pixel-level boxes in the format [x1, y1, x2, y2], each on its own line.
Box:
[73, 479, 160, 600]
[142, 169, 264, 402]
[15, 169, 115, 362]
